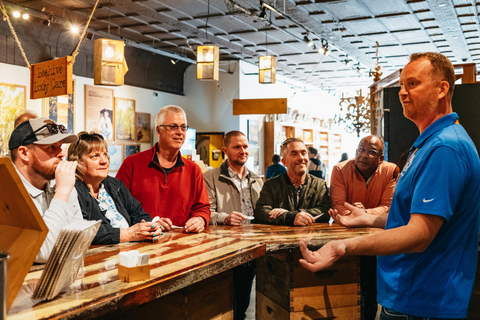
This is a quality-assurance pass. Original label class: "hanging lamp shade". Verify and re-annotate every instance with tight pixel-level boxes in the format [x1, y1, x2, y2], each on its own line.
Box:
[259, 55, 276, 84]
[197, 45, 219, 81]
[94, 38, 128, 86]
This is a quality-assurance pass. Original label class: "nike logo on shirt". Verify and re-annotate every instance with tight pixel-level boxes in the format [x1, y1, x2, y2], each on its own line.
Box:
[423, 199, 434, 203]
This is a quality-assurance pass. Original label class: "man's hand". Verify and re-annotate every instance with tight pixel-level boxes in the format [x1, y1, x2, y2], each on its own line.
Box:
[225, 211, 248, 225]
[329, 202, 384, 228]
[269, 208, 288, 219]
[299, 239, 347, 272]
[293, 211, 315, 226]
[156, 217, 173, 231]
[185, 217, 206, 233]
[54, 161, 77, 202]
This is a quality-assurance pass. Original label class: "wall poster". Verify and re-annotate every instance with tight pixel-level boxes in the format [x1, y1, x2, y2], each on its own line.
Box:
[135, 112, 151, 143]
[115, 97, 135, 142]
[84, 85, 114, 141]
[108, 143, 124, 172]
[125, 144, 141, 159]
[42, 80, 75, 134]
[0, 83, 26, 156]
[247, 119, 259, 146]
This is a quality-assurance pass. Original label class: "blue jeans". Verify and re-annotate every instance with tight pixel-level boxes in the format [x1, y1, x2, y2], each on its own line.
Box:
[380, 307, 464, 320]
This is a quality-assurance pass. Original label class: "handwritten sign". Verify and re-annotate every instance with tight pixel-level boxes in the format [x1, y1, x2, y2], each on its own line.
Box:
[30, 56, 73, 99]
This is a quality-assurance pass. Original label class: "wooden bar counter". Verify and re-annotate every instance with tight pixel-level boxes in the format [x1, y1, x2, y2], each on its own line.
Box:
[7, 224, 376, 320]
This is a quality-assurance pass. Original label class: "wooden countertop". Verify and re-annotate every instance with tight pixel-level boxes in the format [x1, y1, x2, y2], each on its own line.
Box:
[7, 223, 376, 320]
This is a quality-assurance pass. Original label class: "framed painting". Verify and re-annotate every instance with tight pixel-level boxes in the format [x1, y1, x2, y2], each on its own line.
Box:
[42, 80, 75, 134]
[0, 83, 26, 156]
[247, 119, 259, 146]
[125, 144, 140, 159]
[84, 85, 114, 141]
[135, 112, 151, 143]
[107, 143, 124, 172]
[115, 97, 135, 142]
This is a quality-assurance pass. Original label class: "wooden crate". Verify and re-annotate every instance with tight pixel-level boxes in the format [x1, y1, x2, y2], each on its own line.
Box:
[256, 252, 360, 320]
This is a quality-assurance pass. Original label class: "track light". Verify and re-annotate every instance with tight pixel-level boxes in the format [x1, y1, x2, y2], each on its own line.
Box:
[320, 41, 330, 56]
[43, 13, 55, 27]
[344, 55, 351, 66]
[304, 35, 313, 47]
[258, 5, 267, 20]
[171, 59, 179, 65]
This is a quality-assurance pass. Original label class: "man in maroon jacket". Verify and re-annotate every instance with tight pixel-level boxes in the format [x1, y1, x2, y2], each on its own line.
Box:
[117, 105, 210, 233]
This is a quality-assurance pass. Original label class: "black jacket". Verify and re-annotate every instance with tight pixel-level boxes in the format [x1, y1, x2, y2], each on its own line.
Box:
[254, 173, 331, 225]
[75, 176, 152, 245]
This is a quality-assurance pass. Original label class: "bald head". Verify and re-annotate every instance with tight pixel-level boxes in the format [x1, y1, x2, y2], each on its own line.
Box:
[355, 135, 385, 180]
[359, 135, 384, 155]
[14, 111, 37, 128]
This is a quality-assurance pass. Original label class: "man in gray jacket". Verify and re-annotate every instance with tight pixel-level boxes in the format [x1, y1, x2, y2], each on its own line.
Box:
[203, 130, 263, 320]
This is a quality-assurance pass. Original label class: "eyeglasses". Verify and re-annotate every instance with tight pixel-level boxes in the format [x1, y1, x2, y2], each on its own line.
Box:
[159, 124, 189, 132]
[34, 123, 67, 134]
[356, 146, 382, 158]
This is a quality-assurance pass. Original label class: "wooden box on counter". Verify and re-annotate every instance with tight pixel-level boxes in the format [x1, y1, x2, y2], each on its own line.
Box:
[118, 264, 150, 282]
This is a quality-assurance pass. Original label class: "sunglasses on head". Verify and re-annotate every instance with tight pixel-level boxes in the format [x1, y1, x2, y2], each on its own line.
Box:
[78, 133, 105, 141]
[20, 123, 68, 146]
[34, 123, 68, 134]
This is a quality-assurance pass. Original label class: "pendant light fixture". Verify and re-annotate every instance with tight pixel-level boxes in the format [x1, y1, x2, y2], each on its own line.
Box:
[94, 38, 128, 85]
[259, 55, 276, 84]
[259, 19, 276, 84]
[197, 44, 219, 81]
[197, 0, 219, 81]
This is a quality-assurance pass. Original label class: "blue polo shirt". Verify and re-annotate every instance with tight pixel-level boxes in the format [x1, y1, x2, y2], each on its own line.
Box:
[377, 112, 480, 318]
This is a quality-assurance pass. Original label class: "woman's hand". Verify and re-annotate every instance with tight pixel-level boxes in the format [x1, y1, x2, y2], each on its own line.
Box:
[120, 220, 161, 242]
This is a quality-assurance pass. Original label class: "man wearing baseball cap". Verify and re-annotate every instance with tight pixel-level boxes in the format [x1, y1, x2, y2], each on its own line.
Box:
[9, 117, 84, 263]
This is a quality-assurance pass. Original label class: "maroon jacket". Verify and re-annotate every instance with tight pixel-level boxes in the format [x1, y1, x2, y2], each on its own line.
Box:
[116, 144, 210, 226]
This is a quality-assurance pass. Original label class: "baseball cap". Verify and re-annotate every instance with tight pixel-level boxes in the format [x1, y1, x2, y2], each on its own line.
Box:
[9, 117, 78, 150]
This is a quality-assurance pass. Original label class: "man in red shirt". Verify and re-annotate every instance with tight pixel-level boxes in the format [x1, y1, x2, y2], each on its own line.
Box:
[116, 105, 210, 233]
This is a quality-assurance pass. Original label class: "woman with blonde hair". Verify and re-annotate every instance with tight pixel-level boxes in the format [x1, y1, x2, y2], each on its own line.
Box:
[68, 131, 160, 244]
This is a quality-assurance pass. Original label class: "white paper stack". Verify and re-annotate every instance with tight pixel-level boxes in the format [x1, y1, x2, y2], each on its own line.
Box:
[33, 220, 101, 300]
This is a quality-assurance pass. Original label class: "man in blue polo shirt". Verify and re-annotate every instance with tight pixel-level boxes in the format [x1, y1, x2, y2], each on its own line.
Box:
[299, 52, 480, 320]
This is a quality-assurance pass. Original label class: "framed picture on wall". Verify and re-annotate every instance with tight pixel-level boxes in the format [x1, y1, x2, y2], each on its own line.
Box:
[247, 119, 259, 146]
[125, 144, 140, 159]
[84, 85, 114, 141]
[0, 83, 26, 156]
[135, 112, 151, 143]
[108, 143, 124, 172]
[115, 97, 136, 142]
[42, 80, 75, 134]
